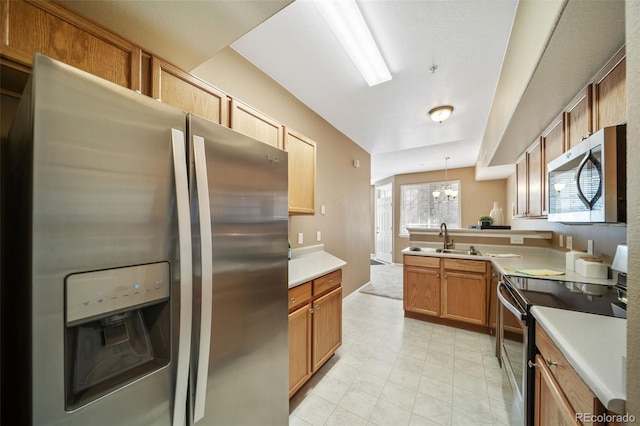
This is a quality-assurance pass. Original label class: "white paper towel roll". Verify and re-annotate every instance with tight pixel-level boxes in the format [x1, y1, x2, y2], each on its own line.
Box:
[565, 251, 587, 272]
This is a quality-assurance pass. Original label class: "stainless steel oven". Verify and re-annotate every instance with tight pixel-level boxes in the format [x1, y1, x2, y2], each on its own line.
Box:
[496, 275, 621, 426]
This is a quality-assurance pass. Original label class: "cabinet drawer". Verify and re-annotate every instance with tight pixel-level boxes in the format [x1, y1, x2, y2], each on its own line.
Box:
[289, 282, 312, 311]
[535, 324, 604, 418]
[313, 270, 342, 296]
[404, 255, 440, 269]
[443, 258, 487, 274]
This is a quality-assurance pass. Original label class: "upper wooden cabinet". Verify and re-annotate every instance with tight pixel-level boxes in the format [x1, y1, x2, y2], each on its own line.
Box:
[230, 99, 283, 148]
[541, 118, 564, 215]
[564, 86, 592, 150]
[594, 48, 626, 130]
[151, 57, 228, 125]
[516, 139, 543, 218]
[1, 0, 139, 90]
[284, 127, 317, 215]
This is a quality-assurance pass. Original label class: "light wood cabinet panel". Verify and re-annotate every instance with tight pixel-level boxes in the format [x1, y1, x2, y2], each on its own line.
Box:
[288, 302, 312, 397]
[594, 49, 626, 130]
[516, 155, 528, 217]
[151, 57, 228, 125]
[542, 118, 564, 215]
[289, 281, 311, 311]
[488, 268, 499, 331]
[1, 0, 138, 90]
[443, 258, 487, 274]
[230, 98, 283, 148]
[313, 269, 341, 296]
[404, 265, 440, 317]
[442, 270, 487, 326]
[565, 86, 592, 150]
[527, 140, 542, 217]
[534, 354, 578, 426]
[284, 127, 317, 215]
[312, 286, 342, 372]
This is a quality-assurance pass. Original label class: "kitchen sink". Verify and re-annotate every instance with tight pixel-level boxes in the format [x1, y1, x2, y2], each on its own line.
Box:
[435, 248, 482, 256]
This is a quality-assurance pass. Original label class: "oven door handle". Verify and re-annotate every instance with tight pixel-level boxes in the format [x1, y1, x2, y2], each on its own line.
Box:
[497, 281, 527, 320]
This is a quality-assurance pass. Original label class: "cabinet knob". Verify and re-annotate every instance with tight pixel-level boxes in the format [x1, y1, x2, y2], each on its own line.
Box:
[545, 358, 558, 367]
[329, 279, 333, 284]
[309, 308, 314, 314]
[528, 360, 540, 369]
[290, 297, 296, 303]
[315, 304, 320, 310]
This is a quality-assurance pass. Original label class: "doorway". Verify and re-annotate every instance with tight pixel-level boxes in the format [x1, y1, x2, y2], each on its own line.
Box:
[375, 183, 393, 263]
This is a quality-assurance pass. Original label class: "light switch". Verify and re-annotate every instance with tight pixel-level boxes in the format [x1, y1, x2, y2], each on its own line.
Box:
[566, 236, 573, 250]
[559, 235, 564, 248]
[317, 231, 321, 242]
[298, 233, 303, 245]
[321, 204, 326, 215]
[510, 236, 524, 244]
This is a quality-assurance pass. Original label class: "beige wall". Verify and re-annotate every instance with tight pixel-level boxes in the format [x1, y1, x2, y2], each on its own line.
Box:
[192, 48, 371, 297]
[374, 166, 507, 264]
[626, 0, 639, 418]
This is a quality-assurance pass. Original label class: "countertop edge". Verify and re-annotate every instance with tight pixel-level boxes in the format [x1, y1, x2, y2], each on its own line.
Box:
[531, 306, 626, 413]
[288, 249, 347, 288]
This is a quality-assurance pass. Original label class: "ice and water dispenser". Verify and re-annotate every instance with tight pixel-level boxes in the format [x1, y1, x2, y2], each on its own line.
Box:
[64, 262, 171, 410]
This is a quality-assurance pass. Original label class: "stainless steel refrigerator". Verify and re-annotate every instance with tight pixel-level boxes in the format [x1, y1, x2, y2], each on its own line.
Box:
[1, 54, 289, 425]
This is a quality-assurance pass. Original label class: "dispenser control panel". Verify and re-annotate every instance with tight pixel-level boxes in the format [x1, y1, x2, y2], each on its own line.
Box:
[65, 262, 170, 325]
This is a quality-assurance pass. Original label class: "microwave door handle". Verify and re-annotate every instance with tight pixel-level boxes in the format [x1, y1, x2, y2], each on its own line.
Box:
[497, 282, 527, 320]
[575, 150, 603, 210]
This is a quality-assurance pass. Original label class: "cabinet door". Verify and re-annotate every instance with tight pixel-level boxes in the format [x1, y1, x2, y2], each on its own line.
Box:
[442, 271, 487, 326]
[230, 99, 283, 148]
[2, 0, 139, 90]
[403, 266, 440, 317]
[515, 155, 528, 217]
[312, 286, 342, 372]
[565, 86, 592, 150]
[534, 354, 577, 426]
[151, 57, 228, 125]
[594, 50, 626, 130]
[284, 128, 317, 214]
[541, 119, 564, 215]
[289, 303, 312, 397]
[488, 269, 499, 331]
[526, 140, 543, 217]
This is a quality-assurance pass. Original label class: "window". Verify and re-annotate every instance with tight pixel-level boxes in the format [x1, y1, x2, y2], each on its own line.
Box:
[400, 180, 461, 235]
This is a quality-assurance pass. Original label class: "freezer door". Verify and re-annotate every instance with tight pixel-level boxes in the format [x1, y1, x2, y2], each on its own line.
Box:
[1, 55, 191, 425]
[188, 114, 289, 425]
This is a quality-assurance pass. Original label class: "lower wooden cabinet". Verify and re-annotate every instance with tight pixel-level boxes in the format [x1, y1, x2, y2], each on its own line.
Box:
[404, 264, 440, 317]
[288, 301, 311, 396]
[312, 286, 342, 371]
[403, 255, 490, 328]
[534, 323, 606, 426]
[288, 270, 342, 397]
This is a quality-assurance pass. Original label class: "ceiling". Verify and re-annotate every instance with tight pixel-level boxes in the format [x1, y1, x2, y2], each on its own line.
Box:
[59, 0, 625, 185]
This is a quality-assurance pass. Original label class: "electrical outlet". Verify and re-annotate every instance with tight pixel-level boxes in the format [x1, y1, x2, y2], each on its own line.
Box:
[298, 233, 303, 245]
[559, 235, 564, 248]
[317, 231, 322, 242]
[587, 239, 594, 255]
[566, 236, 573, 250]
[321, 205, 326, 215]
[510, 236, 524, 244]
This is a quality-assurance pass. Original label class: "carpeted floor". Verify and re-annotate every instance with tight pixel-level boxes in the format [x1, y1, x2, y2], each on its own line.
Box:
[359, 263, 403, 300]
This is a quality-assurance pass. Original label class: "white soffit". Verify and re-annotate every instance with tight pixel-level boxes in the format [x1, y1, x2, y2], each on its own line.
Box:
[57, 0, 293, 71]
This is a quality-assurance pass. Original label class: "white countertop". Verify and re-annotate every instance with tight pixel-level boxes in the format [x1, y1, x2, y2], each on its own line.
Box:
[531, 306, 626, 413]
[401, 245, 615, 286]
[288, 244, 346, 288]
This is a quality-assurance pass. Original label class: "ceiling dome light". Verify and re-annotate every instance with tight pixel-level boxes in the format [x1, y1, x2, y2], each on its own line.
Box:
[428, 105, 454, 123]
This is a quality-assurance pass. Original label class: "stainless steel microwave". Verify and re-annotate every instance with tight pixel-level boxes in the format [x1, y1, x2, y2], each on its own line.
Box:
[547, 125, 626, 223]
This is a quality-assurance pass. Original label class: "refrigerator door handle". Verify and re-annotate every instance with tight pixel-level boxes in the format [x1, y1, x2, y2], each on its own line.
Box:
[171, 128, 193, 426]
[192, 135, 213, 422]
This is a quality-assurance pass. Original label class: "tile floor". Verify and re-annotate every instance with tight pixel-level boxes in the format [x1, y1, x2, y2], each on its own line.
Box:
[289, 291, 519, 426]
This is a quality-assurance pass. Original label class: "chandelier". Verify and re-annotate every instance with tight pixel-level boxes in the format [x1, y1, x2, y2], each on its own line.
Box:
[432, 157, 457, 202]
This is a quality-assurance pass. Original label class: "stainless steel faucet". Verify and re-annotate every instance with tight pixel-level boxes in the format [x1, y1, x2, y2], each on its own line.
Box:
[439, 222, 454, 250]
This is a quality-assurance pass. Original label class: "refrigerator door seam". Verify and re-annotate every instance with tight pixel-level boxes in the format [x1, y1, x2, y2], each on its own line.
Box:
[171, 129, 193, 426]
[192, 135, 214, 422]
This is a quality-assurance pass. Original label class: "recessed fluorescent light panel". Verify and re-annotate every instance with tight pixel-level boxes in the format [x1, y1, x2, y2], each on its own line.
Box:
[314, 0, 391, 87]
